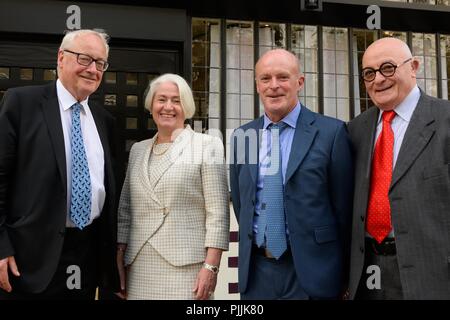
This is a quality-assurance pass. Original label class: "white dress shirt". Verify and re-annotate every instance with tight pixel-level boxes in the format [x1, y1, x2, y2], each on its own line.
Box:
[56, 79, 105, 227]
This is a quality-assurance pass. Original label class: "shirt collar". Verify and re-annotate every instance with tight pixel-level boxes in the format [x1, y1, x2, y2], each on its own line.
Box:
[56, 79, 89, 112]
[263, 101, 302, 130]
[378, 85, 420, 124]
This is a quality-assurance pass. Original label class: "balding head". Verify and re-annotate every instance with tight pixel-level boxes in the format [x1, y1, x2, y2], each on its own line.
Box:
[362, 37, 419, 111]
[256, 49, 301, 75]
[363, 38, 413, 67]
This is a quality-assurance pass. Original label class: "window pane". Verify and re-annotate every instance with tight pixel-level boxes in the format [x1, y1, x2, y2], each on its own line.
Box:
[259, 23, 286, 48]
[126, 73, 138, 85]
[104, 72, 116, 84]
[20, 68, 33, 80]
[0, 67, 9, 79]
[126, 95, 138, 107]
[43, 69, 56, 81]
[104, 94, 116, 106]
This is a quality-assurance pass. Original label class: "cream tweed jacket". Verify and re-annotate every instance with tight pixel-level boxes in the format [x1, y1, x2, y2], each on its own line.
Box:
[118, 125, 230, 266]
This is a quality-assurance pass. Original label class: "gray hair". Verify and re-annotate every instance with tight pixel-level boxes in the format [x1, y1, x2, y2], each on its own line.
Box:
[60, 29, 110, 57]
[144, 73, 196, 119]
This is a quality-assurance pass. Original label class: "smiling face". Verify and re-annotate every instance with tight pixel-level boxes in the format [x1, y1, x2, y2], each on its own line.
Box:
[255, 49, 304, 122]
[362, 38, 419, 111]
[57, 33, 107, 101]
[151, 81, 186, 135]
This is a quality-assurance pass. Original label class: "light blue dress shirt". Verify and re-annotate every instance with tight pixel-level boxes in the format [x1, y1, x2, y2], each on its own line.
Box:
[253, 102, 302, 238]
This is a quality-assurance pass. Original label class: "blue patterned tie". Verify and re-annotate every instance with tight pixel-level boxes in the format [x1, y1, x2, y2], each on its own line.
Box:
[256, 122, 287, 259]
[69, 102, 91, 230]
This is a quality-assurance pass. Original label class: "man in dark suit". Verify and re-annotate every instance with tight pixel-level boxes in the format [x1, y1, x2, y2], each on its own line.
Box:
[0, 29, 119, 299]
[230, 49, 353, 299]
[347, 37, 450, 299]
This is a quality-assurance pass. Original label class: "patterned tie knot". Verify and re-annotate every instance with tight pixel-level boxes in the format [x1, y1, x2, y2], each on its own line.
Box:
[268, 121, 288, 133]
[382, 110, 396, 124]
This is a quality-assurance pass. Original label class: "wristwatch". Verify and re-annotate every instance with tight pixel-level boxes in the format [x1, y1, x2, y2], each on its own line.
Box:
[202, 262, 219, 274]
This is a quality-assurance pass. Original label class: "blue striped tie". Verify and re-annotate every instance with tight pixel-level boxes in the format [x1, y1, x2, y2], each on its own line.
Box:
[69, 102, 92, 230]
[256, 122, 287, 259]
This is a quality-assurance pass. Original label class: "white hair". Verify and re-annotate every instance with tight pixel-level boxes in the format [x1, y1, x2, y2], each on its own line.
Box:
[60, 29, 110, 57]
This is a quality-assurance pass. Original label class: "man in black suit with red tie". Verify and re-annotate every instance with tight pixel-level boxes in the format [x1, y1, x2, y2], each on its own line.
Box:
[0, 29, 120, 299]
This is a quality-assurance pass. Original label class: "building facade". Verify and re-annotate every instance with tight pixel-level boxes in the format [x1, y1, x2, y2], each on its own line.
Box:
[1, 0, 450, 299]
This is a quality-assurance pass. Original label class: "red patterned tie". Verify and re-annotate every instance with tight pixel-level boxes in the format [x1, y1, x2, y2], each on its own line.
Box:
[366, 110, 396, 244]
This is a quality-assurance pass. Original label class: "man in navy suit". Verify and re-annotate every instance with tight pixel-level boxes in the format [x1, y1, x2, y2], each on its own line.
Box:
[230, 49, 353, 299]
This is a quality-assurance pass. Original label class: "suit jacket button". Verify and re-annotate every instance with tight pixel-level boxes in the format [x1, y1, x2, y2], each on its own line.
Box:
[59, 229, 66, 236]
[360, 216, 365, 222]
[360, 246, 364, 253]
[248, 234, 253, 240]
[163, 207, 169, 215]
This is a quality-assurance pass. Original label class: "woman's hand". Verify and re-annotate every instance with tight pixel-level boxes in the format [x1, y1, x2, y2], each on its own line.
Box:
[192, 266, 217, 300]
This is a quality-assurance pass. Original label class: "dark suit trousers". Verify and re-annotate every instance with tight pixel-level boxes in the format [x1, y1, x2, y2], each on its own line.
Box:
[0, 220, 100, 300]
[241, 246, 309, 300]
[355, 246, 403, 300]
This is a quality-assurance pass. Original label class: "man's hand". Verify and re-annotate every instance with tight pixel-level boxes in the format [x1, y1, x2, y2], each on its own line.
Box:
[0, 256, 20, 292]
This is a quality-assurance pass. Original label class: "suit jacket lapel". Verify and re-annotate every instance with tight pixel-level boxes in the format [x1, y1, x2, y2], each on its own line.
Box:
[141, 126, 193, 205]
[285, 106, 318, 182]
[40, 82, 67, 190]
[362, 107, 379, 180]
[137, 137, 162, 206]
[390, 94, 435, 190]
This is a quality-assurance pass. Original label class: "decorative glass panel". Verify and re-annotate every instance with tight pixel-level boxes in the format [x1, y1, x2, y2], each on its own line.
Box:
[126, 73, 138, 85]
[20, 68, 33, 80]
[43, 69, 56, 81]
[104, 94, 116, 106]
[0, 67, 10, 79]
[104, 72, 116, 84]
[126, 95, 138, 107]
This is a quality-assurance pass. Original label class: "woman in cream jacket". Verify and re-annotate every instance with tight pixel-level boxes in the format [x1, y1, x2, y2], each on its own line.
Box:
[116, 74, 229, 300]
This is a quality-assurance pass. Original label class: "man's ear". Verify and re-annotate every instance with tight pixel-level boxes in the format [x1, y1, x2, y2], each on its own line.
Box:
[57, 49, 64, 69]
[298, 74, 305, 90]
[410, 57, 420, 77]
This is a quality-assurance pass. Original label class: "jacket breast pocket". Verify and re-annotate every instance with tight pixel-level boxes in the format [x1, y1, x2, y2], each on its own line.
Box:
[423, 163, 449, 180]
[314, 225, 338, 244]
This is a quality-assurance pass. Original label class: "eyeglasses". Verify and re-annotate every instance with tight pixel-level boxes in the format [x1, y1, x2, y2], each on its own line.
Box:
[361, 58, 412, 82]
[63, 49, 109, 71]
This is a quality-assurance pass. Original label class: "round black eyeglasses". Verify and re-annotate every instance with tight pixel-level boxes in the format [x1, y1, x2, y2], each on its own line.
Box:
[361, 58, 412, 82]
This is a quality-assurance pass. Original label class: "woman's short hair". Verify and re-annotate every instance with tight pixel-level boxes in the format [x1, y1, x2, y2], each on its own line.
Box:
[60, 29, 110, 57]
[144, 73, 196, 119]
